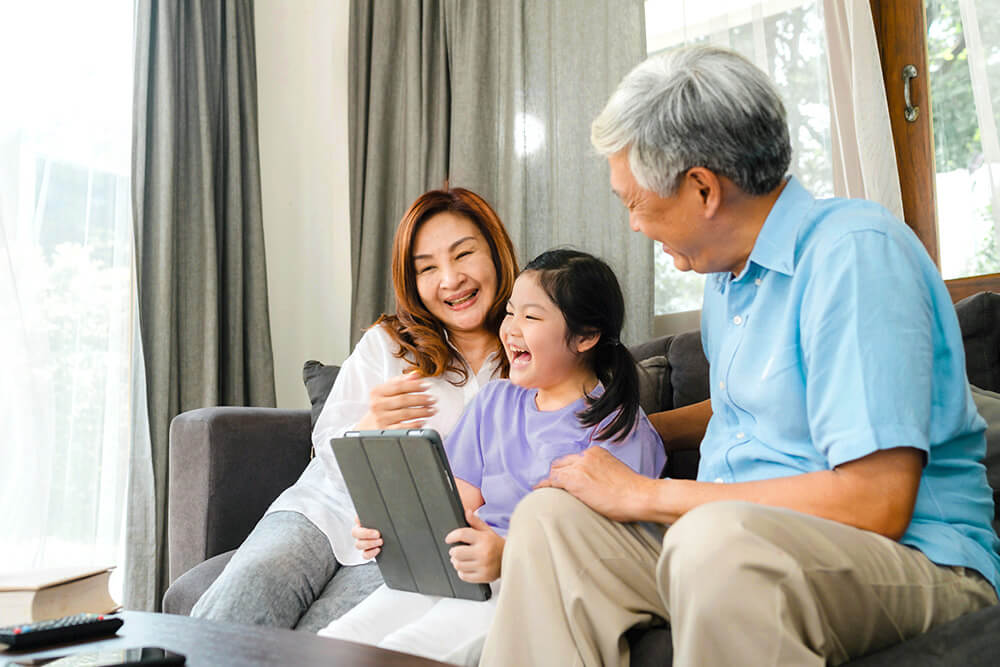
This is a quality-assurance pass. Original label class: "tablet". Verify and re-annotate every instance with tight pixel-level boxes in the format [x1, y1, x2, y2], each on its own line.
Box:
[330, 429, 491, 602]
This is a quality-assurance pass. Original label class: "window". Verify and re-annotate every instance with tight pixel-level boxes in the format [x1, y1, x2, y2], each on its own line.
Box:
[644, 0, 834, 320]
[0, 0, 137, 600]
[871, 0, 1000, 301]
[926, 0, 1000, 280]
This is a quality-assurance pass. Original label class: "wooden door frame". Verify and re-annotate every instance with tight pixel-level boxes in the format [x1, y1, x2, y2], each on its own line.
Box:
[869, 0, 1000, 301]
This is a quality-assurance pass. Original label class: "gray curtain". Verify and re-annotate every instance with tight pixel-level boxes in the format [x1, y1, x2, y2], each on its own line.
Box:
[127, 0, 276, 610]
[349, 0, 652, 347]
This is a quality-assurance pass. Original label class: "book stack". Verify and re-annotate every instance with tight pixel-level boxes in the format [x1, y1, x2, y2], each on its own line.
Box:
[0, 566, 119, 626]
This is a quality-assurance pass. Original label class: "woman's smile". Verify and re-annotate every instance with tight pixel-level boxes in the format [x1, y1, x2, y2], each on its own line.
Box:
[444, 288, 480, 310]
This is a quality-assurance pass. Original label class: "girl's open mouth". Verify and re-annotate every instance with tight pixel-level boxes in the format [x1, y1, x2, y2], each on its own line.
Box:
[508, 345, 532, 365]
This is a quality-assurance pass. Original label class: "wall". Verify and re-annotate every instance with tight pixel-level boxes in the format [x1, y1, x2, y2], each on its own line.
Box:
[254, 0, 352, 408]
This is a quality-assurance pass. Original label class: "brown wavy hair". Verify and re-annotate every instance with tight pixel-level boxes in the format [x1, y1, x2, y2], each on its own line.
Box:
[373, 188, 518, 384]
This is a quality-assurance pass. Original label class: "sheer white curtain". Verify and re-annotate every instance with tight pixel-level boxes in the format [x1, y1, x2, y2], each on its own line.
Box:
[823, 0, 903, 221]
[0, 1, 148, 602]
[645, 0, 899, 322]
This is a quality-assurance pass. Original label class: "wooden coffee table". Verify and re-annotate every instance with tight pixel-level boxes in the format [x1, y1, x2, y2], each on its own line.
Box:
[0, 611, 449, 666]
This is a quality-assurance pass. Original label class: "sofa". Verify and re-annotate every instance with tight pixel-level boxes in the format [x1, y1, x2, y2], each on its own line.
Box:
[164, 291, 1000, 665]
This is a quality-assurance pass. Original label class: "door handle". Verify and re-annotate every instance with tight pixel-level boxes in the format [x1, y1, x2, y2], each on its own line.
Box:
[903, 64, 919, 123]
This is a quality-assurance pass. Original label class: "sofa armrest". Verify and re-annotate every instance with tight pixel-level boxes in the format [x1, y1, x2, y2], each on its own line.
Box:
[167, 407, 312, 583]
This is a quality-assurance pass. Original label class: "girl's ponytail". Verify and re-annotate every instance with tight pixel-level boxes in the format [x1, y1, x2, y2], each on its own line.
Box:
[522, 249, 641, 442]
[577, 337, 641, 442]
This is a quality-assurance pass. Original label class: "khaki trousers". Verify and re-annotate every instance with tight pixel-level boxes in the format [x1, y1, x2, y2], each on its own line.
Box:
[479, 489, 997, 667]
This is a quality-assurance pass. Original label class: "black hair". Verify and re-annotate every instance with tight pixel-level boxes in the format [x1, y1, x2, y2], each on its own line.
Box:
[522, 248, 640, 442]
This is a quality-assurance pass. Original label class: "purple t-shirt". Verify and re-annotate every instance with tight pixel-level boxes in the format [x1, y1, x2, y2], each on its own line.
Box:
[444, 379, 666, 535]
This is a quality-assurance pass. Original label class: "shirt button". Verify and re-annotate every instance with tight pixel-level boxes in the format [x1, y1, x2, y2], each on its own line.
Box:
[754, 278, 762, 286]
[719, 380, 725, 390]
[714, 477, 724, 483]
[733, 315, 743, 325]
[736, 431, 745, 439]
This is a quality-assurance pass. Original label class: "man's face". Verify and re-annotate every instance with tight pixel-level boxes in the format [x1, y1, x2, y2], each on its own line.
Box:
[608, 150, 708, 273]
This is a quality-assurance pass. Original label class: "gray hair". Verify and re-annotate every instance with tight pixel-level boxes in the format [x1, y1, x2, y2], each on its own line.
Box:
[591, 45, 791, 197]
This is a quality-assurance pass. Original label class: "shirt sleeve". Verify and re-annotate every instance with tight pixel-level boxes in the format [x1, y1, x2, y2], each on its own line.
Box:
[598, 409, 667, 479]
[800, 229, 934, 468]
[443, 383, 491, 489]
[312, 326, 394, 480]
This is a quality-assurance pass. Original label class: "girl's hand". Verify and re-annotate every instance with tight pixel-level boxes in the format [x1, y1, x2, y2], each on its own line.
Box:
[351, 516, 383, 559]
[445, 511, 505, 583]
[355, 371, 438, 430]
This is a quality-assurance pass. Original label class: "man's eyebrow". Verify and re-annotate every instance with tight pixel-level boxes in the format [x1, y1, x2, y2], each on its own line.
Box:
[413, 236, 477, 261]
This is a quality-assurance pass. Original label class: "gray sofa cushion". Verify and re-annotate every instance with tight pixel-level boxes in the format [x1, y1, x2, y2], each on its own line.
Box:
[637, 355, 669, 418]
[162, 550, 236, 616]
[666, 331, 710, 409]
[302, 361, 340, 429]
[957, 292, 1000, 392]
[971, 384, 1000, 535]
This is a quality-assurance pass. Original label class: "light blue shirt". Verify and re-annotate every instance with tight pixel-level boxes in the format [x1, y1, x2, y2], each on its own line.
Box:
[700, 176, 1000, 594]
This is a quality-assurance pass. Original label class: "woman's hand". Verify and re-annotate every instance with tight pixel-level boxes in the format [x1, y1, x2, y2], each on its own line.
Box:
[352, 516, 383, 559]
[445, 511, 504, 583]
[355, 371, 437, 430]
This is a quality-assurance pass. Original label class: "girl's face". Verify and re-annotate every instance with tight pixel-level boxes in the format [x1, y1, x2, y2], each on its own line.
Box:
[500, 272, 593, 395]
[412, 212, 498, 335]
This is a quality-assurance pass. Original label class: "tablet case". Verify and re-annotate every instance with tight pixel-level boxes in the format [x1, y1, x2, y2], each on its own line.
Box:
[331, 429, 491, 602]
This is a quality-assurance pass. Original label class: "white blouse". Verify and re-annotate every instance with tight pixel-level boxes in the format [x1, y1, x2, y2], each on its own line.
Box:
[266, 324, 501, 565]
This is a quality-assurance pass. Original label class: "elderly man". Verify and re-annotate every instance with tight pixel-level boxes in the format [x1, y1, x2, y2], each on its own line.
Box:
[479, 45, 1000, 666]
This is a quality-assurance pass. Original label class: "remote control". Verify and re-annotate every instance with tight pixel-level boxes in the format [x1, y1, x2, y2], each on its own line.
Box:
[0, 613, 123, 650]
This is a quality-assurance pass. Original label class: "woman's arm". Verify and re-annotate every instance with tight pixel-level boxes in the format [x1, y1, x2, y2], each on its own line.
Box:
[313, 327, 436, 474]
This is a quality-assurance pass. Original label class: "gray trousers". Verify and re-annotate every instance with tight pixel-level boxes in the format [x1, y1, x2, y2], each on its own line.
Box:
[190, 511, 383, 631]
[480, 489, 998, 667]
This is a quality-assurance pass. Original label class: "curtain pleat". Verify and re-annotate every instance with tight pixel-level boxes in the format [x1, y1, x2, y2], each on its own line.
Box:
[127, 0, 275, 611]
[349, 0, 652, 346]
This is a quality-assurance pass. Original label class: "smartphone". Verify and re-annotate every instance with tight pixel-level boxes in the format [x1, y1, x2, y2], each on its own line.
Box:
[4, 646, 185, 666]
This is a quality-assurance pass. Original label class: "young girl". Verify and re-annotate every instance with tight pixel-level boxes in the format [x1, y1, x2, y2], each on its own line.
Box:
[318, 249, 666, 665]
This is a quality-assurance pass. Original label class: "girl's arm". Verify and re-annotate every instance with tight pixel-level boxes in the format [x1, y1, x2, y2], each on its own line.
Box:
[456, 477, 485, 514]
[446, 478, 504, 583]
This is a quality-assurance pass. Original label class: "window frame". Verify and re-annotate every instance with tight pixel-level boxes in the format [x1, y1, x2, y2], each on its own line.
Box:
[869, 0, 1000, 301]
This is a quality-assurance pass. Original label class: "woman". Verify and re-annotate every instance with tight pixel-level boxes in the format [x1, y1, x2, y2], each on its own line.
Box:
[191, 188, 518, 630]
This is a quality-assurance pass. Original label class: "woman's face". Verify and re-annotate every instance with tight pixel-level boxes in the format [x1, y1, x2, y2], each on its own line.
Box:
[412, 211, 498, 335]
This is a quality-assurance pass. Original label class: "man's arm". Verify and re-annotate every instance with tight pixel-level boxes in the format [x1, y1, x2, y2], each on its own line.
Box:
[648, 399, 712, 451]
[539, 446, 923, 540]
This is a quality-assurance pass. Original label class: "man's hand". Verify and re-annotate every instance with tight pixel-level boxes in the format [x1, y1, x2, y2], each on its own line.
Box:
[536, 446, 656, 522]
[445, 511, 505, 583]
[351, 516, 383, 559]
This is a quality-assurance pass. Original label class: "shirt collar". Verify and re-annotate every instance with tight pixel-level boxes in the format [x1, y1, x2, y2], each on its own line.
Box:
[744, 175, 813, 278]
[710, 176, 811, 293]
[442, 328, 503, 379]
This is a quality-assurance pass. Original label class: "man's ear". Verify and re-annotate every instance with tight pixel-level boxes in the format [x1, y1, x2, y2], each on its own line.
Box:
[575, 331, 601, 354]
[685, 167, 722, 218]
